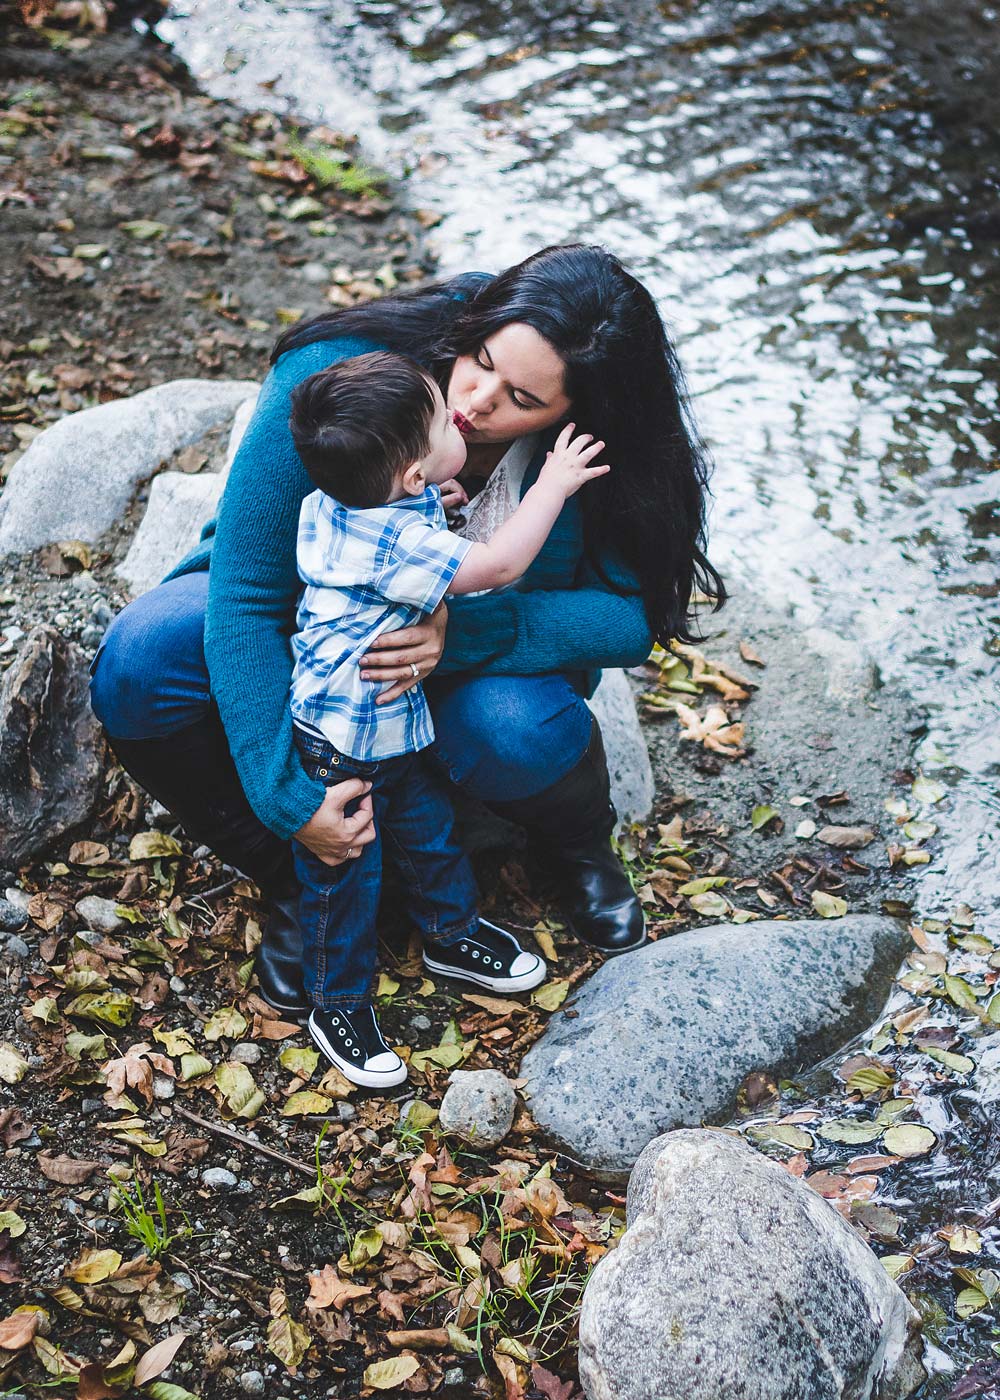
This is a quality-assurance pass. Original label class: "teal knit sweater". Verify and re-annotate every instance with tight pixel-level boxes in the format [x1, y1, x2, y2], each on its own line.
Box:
[168, 333, 653, 839]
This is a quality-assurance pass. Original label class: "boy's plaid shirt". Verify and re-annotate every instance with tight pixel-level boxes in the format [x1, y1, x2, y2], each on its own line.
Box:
[290, 485, 472, 760]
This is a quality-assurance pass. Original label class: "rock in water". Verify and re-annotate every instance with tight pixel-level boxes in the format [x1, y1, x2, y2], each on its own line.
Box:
[0, 378, 257, 556]
[439, 1070, 516, 1147]
[521, 916, 909, 1180]
[0, 628, 104, 865]
[578, 1129, 923, 1400]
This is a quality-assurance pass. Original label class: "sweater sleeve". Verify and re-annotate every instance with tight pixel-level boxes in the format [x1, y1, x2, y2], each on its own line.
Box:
[203, 338, 376, 839]
[437, 551, 654, 677]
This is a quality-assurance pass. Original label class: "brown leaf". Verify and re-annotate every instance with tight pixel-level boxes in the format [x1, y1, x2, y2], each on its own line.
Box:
[738, 640, 766, 668]
[307, 1265, 374, 1312]
[385, 1327, 451, 1350]
[28, 892, 69, 931]
[0, 1238, 23, 1283]
[38, 1152, 100, 1184]
[254, 1017, 302, 1041]
[134, 1330, 187, 1385]
[0, 1108, 32, 1147]
[0, 1308, 40, 1350]
[68, 841, 110, 866]
[531, 1364, 580, 1400]
[817, 825, 876, 849]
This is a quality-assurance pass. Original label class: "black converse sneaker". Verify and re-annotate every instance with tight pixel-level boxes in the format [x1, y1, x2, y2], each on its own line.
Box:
[423, 919, 546, 993]
[308, 1005, 407, 1089]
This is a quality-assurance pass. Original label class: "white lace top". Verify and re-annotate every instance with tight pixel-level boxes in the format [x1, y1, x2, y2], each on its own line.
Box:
[452, 434, 539, 592]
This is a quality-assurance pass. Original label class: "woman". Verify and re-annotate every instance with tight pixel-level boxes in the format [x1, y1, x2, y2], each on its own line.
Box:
[90, 243, 725, 1018]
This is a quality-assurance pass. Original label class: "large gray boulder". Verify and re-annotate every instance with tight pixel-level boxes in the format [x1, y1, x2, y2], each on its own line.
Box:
[579, 1129, 922, 1400]
[521, 916, 909, 1179]
[118, 390, 259, 596]
[587, 668, 653, 823]
[0, 378, 257, 557]
[0, 627, 105, 865]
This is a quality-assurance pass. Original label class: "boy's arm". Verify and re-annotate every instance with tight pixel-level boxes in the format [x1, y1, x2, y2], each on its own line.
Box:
[450, 425, 609, 595]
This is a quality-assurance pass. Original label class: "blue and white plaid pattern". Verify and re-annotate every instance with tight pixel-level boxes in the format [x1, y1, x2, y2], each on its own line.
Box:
[290, 485, 473, 760]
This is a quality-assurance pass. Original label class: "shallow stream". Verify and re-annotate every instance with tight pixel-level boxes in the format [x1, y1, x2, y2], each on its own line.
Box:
[155, 1, 1000, 1389]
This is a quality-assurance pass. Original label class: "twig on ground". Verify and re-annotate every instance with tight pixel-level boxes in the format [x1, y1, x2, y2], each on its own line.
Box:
[174, 1105, 315, 1180]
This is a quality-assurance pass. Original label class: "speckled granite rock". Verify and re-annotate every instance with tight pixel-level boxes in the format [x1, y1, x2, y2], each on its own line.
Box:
[439, 1069, 516, 1147]
[578, 1128, 923, 1400]
[521, 916, 909, 1180]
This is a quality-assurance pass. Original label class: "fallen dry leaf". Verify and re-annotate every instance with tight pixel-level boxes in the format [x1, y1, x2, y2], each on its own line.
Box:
[38, 1153, 100, 1184]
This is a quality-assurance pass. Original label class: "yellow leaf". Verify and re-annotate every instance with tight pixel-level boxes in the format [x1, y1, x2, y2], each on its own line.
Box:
[531, 979, 569, 1012]
[812, 891, 847, 919]
[0, 1043, 29, 1084]
[363, 1356, 420, 1389]
[281, 1090, 335, 1117]
[128, 831, 183, 861]
[376, 973, 400, 997]
[266, 1313, 311, 1370]
[203, 1006, 248, 1042]
[68, 1248, 122, 1283]
[215, 1062, 265, 1119]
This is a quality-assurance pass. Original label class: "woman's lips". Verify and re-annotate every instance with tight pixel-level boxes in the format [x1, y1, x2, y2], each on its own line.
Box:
[453, 410, 475, 436]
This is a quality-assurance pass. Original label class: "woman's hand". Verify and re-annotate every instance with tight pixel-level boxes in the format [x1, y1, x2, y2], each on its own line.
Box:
[294, 780, 376, 867]
[360, 600, 448, 705]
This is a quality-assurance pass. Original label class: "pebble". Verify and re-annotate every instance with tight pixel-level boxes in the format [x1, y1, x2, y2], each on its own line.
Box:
[0, 898, 28, 933]
[4, 888, 30, 913]
[230, 1042, 261, 1065]
[74, 895, 123, 934]
[81, 1098, 103, 1115]
[239, 1371, 266, 1395]
[169, 975, 187, 993]
[300, 261, 329, 284]
[201, 1167, 238, 1191]
[2, 935, 30, 960]
[153, 1073, 176, 1101]
[410, 1013, 432, 1032]
[171, 1272, 195, 1293]
[70, 571, 100, 595]
[443, 1368, 466, 1386]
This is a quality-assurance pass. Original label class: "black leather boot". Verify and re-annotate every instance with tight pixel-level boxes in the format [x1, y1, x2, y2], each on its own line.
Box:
[106, 714, 309, 1018]
[489, 719, 646, 955]
[256, 884, 309, 1022]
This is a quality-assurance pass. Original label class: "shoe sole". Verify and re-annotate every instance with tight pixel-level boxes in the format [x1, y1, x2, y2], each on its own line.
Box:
[422, 952, 547, 994]
[258, 994, 310, 1025]
[308, 1014, 408, 1090]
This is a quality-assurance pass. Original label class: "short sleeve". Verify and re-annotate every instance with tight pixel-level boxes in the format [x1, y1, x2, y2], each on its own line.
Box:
[376, 518, 473, 612]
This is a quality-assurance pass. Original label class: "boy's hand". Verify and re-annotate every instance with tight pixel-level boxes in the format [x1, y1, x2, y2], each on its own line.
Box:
[440, 478, 469, 511]
[538, 422, 610, 497]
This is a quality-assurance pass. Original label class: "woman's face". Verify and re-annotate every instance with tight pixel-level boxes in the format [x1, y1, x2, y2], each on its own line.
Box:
[446, 322, 572, 445]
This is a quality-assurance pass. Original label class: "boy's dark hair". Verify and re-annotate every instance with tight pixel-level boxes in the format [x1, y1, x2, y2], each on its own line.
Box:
[289, 351, 437, 508]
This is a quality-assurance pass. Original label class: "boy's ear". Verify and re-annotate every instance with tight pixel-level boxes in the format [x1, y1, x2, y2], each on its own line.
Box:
[401, 461, 427, 497]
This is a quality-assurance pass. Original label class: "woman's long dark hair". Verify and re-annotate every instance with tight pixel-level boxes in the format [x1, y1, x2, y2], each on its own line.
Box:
[271, 245, 726, 644]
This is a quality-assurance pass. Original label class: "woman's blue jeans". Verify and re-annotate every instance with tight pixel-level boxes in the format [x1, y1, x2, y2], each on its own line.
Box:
[89, 571, 593, 888]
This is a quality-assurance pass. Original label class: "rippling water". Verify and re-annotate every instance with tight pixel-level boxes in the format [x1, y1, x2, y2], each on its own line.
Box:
[160, 0, 1000, 943]
[155, 4, 1000, 1375]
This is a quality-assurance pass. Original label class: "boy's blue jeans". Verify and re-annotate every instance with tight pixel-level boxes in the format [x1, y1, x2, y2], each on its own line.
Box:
[291, 727, 479, 1008]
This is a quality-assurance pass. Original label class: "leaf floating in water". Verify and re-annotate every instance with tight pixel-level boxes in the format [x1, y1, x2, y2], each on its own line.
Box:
[748, 1123, 814, 1151]
[944, 974, 982, 1016]
[950, 903, 977, 929]
[924, 1048, 975, 1076]
[882, 1124, 936, 1157]
[880, 1254, 915, 1280]
[911, 773, 946, 805]
[816, 1118, 883, 1145]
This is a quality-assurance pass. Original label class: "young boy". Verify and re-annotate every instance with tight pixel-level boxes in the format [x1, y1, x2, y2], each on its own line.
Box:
[288, 351, 609, 1088]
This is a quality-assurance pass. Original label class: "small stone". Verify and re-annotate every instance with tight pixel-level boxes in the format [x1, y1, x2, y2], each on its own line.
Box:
[335, 1102, 356, 1122]
[81, 1098, 103, 1115]
[4, 888, 30, 913]
[300, 261, 330, 284]
[443, 1368, 466, 1387]
[171, 1272, 195, 1293]
[74, 896, 124, 934]
[2, 935, 30, 960]
[410, 1013, 432, 1032]
[439, 1069, 516, 1148]
[169, 976, 187, 993]
[201, 1167, 238, 1191]
[70, 571, 100, 594]
[0, 898, 29, 933]
[153, 1073, 176, 1101]
[91, 600, 114, 629]
[230, 1042, 261, 1065]
[240, 1371, 266, 1395]
[79, 625, 104, 649]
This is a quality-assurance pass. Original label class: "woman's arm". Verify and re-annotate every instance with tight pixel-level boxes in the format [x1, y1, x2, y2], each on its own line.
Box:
[203, 335, 379, 839]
